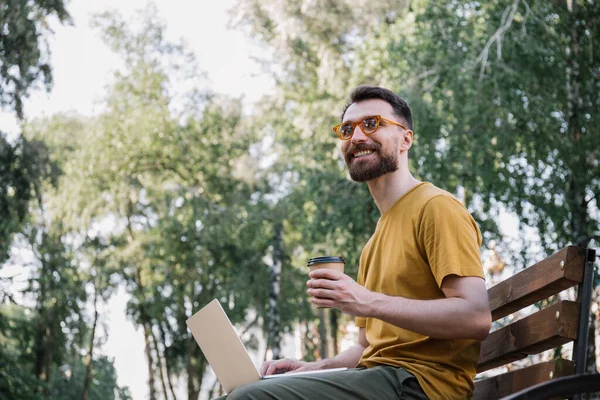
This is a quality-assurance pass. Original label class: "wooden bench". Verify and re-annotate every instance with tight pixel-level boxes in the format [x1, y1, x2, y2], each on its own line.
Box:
[473, 246, 599, 400]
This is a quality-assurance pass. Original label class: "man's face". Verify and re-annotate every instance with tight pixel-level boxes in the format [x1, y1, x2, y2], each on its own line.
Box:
[341, 99, 405, 182]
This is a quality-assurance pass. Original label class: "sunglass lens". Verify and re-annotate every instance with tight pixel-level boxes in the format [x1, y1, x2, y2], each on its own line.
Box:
[362, 117, 378, 133]
[339, 124, 354, 139]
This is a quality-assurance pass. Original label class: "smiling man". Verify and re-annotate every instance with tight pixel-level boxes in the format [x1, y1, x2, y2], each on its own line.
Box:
[216, 86, 491, 400]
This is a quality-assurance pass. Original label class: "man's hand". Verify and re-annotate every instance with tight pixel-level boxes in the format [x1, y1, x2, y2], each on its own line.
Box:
[260, 359, 319, 376]
[306, 269, 374, 316]
[261, 329, 368, 376]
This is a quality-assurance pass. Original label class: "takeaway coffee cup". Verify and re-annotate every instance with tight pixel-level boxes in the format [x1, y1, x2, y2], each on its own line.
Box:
[307, 256, 345, 308]
[307, 256, 345, 274]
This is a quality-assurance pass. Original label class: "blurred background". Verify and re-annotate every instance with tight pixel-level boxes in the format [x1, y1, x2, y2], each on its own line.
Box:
[0, 0, 599, 399]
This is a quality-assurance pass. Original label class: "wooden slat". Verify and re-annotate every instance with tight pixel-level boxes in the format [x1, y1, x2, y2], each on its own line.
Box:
[488, 246, 585, 321]
[473, 358, 575, 400]
[477, 301, 579, 373]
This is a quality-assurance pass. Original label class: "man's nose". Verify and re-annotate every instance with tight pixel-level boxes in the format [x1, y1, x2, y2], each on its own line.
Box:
[351, 125, 368, 143]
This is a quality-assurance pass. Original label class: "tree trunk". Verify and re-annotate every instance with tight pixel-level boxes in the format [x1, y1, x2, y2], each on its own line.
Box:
[159, 322, 178, 400]
[150, 328, 170, 400]
[34, 257, 48, 383]
[134, 266, 158, 399]
[186, 335, 197, 400]
[135, 261, 157, 400]
[187, 350, 205, 400]
[318, 308, 329, 359]
[143, 320, 158, 400]
[185, 279, 209, 400]
[329, 309, 339, 356]
[302, 320, 316, 360]
[566, 2, 597, 375]
[196, 357, 206, 400]
[43, 309, 55, 396]
[126, 199, 158, 400]
[207, 378, 220, 400]
[267, 221, 283, 360]
[34, 310, 45, 381]
[82, 280, 99, 400]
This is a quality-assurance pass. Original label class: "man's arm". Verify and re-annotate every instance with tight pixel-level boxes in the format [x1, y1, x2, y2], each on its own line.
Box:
[261, 327, 368, 376]
[307, 270, 492, 341]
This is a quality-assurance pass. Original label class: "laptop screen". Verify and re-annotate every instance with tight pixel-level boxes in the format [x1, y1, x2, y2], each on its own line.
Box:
[186, 299, 261, 393]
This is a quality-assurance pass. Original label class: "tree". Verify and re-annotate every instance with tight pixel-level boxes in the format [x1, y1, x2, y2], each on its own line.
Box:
[1, 0, 71, 265]
[231, 0, 408, 359]
[0, 0, 70, 118]
[51, 355, 132, 400]
[17, 118, 87, 396]
[0, 301, 129, 400]
[0, 304, 44, 400]
[55, 7, 278, 398]
[1, 110, 128, 399]
[0, 135, 35, 264]
[233, 0, 600, 369]
[353, 0, 600, 371]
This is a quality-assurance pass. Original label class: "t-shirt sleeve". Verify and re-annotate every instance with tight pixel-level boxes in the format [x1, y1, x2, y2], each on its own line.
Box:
[418, 194, 485, 288]
[355, 316, 366, 328]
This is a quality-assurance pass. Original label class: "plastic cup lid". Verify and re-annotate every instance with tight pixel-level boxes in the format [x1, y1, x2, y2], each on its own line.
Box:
[307, 256, 345, 266]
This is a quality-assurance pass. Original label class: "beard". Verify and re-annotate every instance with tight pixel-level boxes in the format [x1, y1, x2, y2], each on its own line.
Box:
[344, 142, 399, 182]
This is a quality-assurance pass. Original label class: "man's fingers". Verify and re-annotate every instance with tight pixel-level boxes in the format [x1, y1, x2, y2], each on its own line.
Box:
[311, 297, 335, 308]
[264, 359, 295, 376]
[306, 278, 339, 290]
[265, 363, 278, 376]
[307, 288, 337, 299]
[265, 361, 283, 376]
[309, 269, 344, 280]
[260, 361, 273, 375]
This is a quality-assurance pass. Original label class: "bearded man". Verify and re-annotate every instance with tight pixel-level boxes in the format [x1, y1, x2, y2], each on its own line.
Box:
[216, 86, 491, 400]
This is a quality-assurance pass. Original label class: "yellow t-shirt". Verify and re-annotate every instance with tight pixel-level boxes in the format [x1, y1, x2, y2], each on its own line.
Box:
[355, 182, 485, 400]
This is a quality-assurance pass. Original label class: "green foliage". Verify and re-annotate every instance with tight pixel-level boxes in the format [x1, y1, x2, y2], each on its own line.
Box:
[0, 305, 44, 400]
[0, 135, 31, 263]
[0, 348, 44, 400]
[0, 304, 129, 400]
[232, 0, 407, 288]
[23, 7, 280, 395]
[3, 1, 600, 396]
[51, 356, 132, 400]
[353, 0, 600, 259]
[0, 131, 64, 264]
[233, 1, 600, 370]
[0, 0, 71, 118]
[235, 0, 600, 265]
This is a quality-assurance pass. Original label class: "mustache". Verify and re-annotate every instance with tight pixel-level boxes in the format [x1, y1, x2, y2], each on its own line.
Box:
[344, 143, 381, 158]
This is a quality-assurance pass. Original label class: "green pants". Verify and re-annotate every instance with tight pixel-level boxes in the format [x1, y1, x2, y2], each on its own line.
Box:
[214, 366, 429, 400]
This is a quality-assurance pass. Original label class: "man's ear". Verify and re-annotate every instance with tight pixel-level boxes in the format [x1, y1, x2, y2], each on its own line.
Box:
[400, 130, 414, 152]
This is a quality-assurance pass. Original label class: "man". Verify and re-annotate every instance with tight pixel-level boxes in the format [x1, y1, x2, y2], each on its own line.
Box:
[218, 86, 491, 399]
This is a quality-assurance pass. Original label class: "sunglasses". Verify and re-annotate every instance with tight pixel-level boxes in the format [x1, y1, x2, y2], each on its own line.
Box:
[332, 115, 409, 141]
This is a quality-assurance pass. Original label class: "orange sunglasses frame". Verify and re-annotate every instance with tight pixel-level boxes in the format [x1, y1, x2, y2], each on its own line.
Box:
[332, 115, 408, 140]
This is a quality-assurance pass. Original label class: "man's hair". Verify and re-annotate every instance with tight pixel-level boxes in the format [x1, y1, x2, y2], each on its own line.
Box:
[341, 85, 413, 130]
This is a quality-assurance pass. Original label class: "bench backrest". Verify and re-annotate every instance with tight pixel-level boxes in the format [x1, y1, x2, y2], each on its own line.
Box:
[473, 246, 597, 400]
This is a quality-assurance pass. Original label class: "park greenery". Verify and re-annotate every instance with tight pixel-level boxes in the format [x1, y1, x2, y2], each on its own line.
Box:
[1, 0, 599, 399]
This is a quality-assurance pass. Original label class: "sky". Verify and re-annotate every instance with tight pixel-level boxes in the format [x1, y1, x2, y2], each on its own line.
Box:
[0, 1, 272, 399]
[0, 0, 272, 138]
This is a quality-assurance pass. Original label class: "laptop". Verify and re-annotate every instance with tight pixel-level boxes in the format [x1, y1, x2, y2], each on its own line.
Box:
[186, 299, 347, 393]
